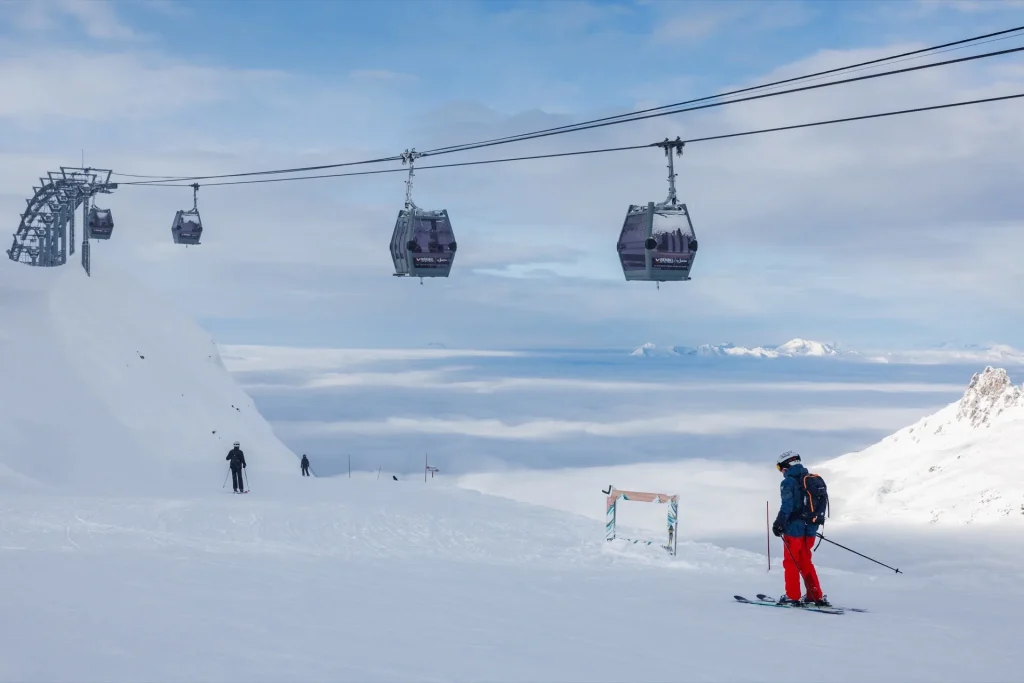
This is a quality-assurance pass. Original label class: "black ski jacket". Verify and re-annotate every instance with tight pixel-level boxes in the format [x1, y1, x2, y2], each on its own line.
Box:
[226, 447, 247, 470]
[301, 456, 309, 467]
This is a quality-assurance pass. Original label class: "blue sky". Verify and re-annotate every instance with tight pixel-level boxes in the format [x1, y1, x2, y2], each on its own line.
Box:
[1, 0, 1024, 350]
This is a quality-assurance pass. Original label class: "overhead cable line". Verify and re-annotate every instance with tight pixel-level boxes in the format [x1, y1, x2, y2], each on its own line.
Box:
[110, 153, 407, 183]
[113, 27, 1024, 185]
[117, 91, 1024, 188]
[421, 25, 1024, 156]
[414, 44, 1024, 158]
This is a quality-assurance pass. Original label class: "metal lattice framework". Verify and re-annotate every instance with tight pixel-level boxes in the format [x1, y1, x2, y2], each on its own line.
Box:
[6, 167, 117, 275]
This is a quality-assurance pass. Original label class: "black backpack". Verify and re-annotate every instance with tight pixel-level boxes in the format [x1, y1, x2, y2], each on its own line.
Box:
[800, 473, 829, 526]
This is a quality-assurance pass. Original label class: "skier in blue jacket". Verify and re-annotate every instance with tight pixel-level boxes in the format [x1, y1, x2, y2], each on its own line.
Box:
[772, 451, 826, 606]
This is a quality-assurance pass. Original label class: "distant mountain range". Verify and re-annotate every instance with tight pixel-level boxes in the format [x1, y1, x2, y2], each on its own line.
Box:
[630, 338, 868, 360]
[630, 339, 1024, 364]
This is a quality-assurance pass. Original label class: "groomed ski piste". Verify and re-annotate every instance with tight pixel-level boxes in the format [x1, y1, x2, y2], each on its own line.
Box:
[2, 262, 1023, 682]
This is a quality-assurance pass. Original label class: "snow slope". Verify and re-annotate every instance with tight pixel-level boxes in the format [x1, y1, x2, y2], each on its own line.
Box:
[0, 260, 296, 495]
[821, 366, 1024, 524]
[3, 476, 1024, 683]
[459, 460, 779, 540]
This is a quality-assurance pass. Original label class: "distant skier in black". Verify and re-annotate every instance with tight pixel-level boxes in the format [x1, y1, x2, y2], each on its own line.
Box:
[300, 454, 310, 477]
[226, 441, 246, 493]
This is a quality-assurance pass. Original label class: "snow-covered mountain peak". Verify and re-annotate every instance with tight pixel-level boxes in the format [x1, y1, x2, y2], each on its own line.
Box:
[955, 366, 1024, 429]
[876, 367, 1023, 447]
[629, 338, 859, 359]
[630, 342, 665, 357]
[693, 342, 741, 356]
[776, 338, 841, 357]
[821, 366, 1024, 524]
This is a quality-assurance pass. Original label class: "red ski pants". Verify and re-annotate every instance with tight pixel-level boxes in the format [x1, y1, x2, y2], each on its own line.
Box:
[782, 535, 822, 601]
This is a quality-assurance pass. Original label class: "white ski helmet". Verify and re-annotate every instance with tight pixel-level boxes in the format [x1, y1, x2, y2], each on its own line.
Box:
[776, 451, 801, 471]
[233, 441, 240, 447]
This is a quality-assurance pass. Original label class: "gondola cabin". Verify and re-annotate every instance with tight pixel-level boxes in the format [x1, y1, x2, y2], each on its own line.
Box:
[87, 207, 114, 240]
[171, 209, 203, 245]
[616, 201, 698, 282]
[389, 207, 457, 278]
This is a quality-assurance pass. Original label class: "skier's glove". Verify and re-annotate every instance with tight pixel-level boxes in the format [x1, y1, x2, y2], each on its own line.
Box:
[771, 521, 784, 537]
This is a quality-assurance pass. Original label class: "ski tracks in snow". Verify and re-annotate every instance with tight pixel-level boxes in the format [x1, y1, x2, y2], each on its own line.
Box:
[0, 488, 603, 568]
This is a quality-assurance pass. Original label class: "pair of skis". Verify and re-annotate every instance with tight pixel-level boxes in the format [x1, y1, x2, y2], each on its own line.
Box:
[734, 594, 867, 615]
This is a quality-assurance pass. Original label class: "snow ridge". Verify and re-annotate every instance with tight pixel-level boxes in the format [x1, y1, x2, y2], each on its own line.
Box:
[821, 367, 1024, 524]
[0, 261, 297, 495]
[955, 367, 1023, 428]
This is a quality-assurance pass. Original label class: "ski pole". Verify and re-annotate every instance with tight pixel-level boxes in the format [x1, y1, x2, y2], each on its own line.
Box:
[816, 533, 901, 574]
[222, 469, 230, 488]
[243, 468, 249, 493]
[765, 501, 771, 572]
[781, 534, 798, 569]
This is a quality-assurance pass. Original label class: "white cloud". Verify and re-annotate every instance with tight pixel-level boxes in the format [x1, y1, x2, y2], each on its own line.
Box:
[872, 345, 1024, 365]
[651, 13, 731, 43]
[0, 50, 285, 121]
[9, 0, 143, 40]
[277, 405, 935, 440]
[219, 345, 525, 373]
[9, 0, 55, 31]
[918, 0, 1024, 12]
[227, 339, 982, 474]
[284, 369, 967, 395]
[650, 0, 812, 44]
[350, 375, 962, 395]
[2, 6, 1023, 348]
[490, 0, 633, 34]
[222, 345, 974, 394]
[55, 0, 141, 40]
[137, 0, 193, 19]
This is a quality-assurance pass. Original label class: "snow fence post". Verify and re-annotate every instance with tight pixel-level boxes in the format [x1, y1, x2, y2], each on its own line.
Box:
[605, 488, 617, 542]
[669, 496, 678, 556]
